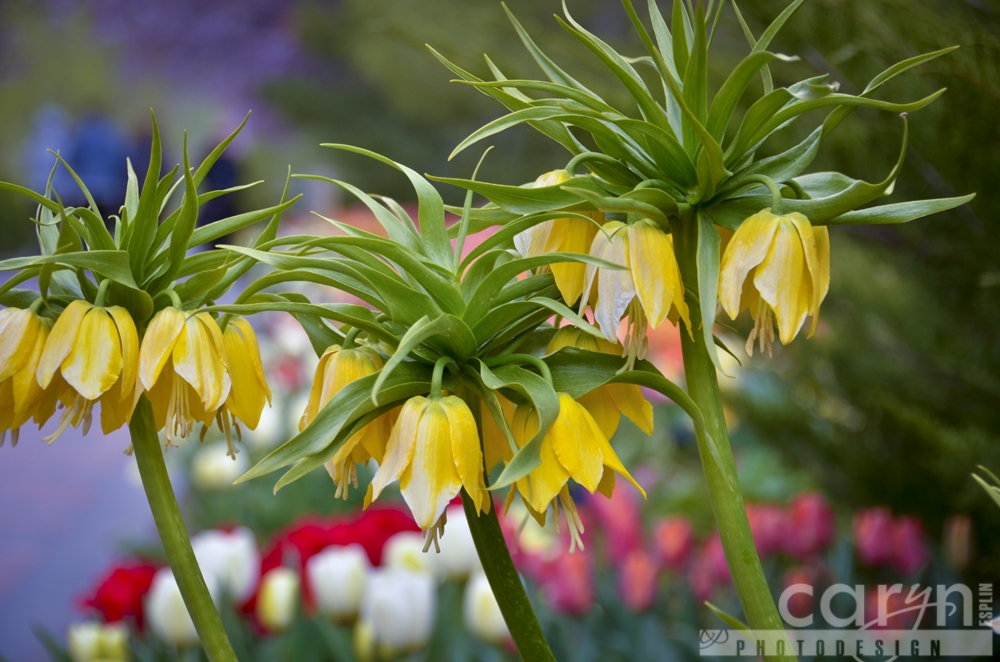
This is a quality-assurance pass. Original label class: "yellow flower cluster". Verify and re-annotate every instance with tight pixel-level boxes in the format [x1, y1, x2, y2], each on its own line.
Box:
[0, 301, 270, 457]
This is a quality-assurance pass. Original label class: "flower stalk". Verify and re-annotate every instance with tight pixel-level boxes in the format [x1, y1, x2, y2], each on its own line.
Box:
[129, 395, 237, 662]
[674, 214, 795, 662]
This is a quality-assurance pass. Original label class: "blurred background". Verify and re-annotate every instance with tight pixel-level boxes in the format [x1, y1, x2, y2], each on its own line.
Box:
[1, 0, 999, 659]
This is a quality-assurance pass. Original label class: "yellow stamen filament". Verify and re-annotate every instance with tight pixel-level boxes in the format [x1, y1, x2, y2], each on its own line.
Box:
[746, 297, 776, 358]
[423, 510, 448, 553]
[44, 394, 95, 445]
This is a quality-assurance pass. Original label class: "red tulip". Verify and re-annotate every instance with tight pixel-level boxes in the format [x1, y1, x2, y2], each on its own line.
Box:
[784, 492, 835, 559]
[745, 503, 788, 559]
[79, 561, 159, 628]
[618, 550, 659, 612]
[853, 507, 894, 567]
[889, 516, 930, 577]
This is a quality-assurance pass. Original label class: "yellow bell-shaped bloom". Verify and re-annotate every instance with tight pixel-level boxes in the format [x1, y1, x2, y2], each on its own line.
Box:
[514, 169, 601, 306]
[718, 208, 830, 356]
[369, 395, 487, 537]
[581, 220, 690, 364]
[545, 327, 653, 439]
[35, 300, 139, 442]
[506, 392, 645, 550]
[301, 343, 396, 498]
[0, 308, 65, 445]
[138, 307, 230, 444]
[213, 317, 272, 456]
[480, 396, 515, 474]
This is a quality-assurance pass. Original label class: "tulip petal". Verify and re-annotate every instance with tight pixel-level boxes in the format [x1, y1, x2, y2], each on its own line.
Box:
[106, 306, 138, 402]
[400, 401, 462, 529]
[718, 210, 779, 320]
[371, 398, 425, 501]
[442, 396, 485, 513]
[549, 394, 604, 493]
[0, 309, 41, 381]
[139, 307, 185, 391]
[753, 220, 810, 345]
[37, 300, 91, 388]
[61, 307, 122, 401]
[606, 383, 654, 435]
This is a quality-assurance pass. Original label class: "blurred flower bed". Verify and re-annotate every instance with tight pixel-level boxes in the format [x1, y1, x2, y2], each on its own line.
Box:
[44, 263, 968, 662]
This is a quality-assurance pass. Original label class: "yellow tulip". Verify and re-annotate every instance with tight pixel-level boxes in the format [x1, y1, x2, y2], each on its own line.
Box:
[546, 327, 653, 439]
[215, 317, 272, 456]
[0, 308, 65, 445]
[506, 392, 645, 551]
[301, 343, 396, 498]
[718, 208, 830, 356]
[514, 169, 601, 306]
[35, 300, 139, 442]
[581, 220, 690, 366]
[138, 307, 230, 444]
[369, 395, 487, 538]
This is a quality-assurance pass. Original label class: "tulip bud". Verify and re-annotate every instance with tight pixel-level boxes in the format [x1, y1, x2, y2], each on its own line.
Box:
[889, 516, 930, 576]
[306, 544, 371, 621]
[463, 573, 509, 645]
[191, 442, 250, 490]
[257, 568, 300, 633]
[67, 621, 129, 662]
[358, 569, 436, 657]
[191, 527, 260, 604]
[618, 549, 659, 612]
[784, 492, 836, 559]
[428, 505, 480, 580]
[745, 503, 788, 559]
[383, 531, 433, 574]
[652, 517, 694, 571]
[853, 507, 894, 567]
[146, 568, 219, 648]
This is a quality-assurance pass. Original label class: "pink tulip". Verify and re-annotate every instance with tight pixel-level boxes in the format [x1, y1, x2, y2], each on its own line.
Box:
[784, 493, 836, 559]
[745, 504, 788, 559]
[590, 482, 644, 564]
[540, 550, 594, 615]
[853, 507, 894, 567]
[688, 535, 730, 602]
[889, 516, 930, 577]
[782, 565, 821, 621]
[618, 550, 660, 612]
[652, 518, 694, 572]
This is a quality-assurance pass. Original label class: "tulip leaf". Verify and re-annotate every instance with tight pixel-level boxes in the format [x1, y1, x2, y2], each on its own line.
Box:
[206, 299, 397, 347]
[275, 292, 345, 357]
[0, 180, 62, 215]
[0, 288, 39, 308]
[707, 51, 799, 142]
[152, 133, 199, 291]
[823, 194, 976, 226]
[432, 172, 605, 215]
[321, 144, 453, 268]
[480, 362, 560, 490]
[681, 3, 709, 158]
[713, 125, 822, 202]
[127, 111, 162, 279]
[705, 601, 753, 636]
[530, 297, 604, 338]
[187, 195, 302, 249]
[0, 250, 137, 289]
[611, 118, 697, 187]
[239, 363, 434, 482]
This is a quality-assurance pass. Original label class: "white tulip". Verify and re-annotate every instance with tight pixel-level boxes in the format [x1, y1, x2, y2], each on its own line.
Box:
[464, 573, 510, 645]
[257, 567, 300, 632]
[191, 442, 249, 490]
[382, 531, 432, 574]
[146, 568, 219, 648]
[428, 505, 480, 580]
[67, 621, 128, 662]
[306, 544, 370, 621]
[358, 569, 435, 657]
[191, 527, 260, 604]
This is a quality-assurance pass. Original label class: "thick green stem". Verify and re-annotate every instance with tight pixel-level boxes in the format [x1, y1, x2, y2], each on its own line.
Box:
[674, 216, 795, 661]
[459, 385, 555, 662]
[130, 395, 237, 662]
[461, 493, 555, 662]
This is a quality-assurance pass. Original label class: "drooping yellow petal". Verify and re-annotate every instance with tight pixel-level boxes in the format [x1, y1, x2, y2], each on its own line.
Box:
[606, 383, 654, 435]
[595, 432, 646, 499]
[481, 397, 515, 473]
[512, 404, 570, 515]
[577, 388, 620, 440]
[172, 313, 230, 413]
[301, 347, 338, 430]
[105, 306, 138, 403]
[595, 225, 634, 341]
[547, 216, 600, 306]
[809, 224, 831, 336]
[37, 300, 91, 388]
[61, 307, 122, 401]
[786, 212, 822, 319]
[99, 375, 136, 434]
[11, 320, 50, 427]
[441, 396, 485, 513]
[138, 307, 185, 391]
[753, 219, 810, 345]
[579, 221, 619, 316]
[222, 319, 269, 429]
[549, 393, 605, 493]
[0, 308, 41, 381]
[718, 210, 780, 320]
[627, 220, 689, 331]
[400, 400, 463, 529]
[370, 397, 425, 501]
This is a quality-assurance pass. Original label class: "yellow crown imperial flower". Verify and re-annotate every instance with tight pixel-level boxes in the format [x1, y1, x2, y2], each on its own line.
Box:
[0, 307, 64, 445]
[480, 396, 515, 474]
[506, 392, 645, 551]
[545, 327, 653, 439]
[514, 169, 601, 306]
[718, 208, 830, 357]
[581, 219, 691, 368]
[301, 341, 396, 498]
[369, 394, 487, 546]
[217, 317, 273, 456]
[35, 300, 139, 442]
[138, 307, 231, 446]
